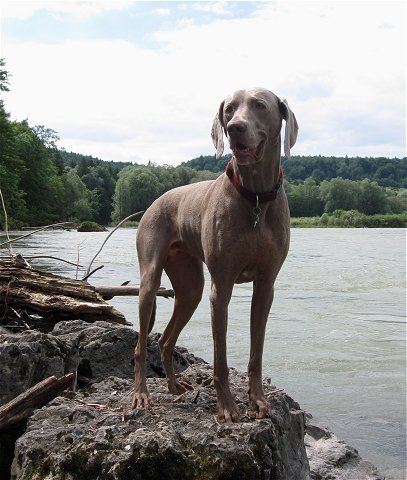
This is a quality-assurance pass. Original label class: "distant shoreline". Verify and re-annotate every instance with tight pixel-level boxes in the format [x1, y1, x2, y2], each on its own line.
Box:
[290, 211, 406, 228]
[118, 212, 407, 229]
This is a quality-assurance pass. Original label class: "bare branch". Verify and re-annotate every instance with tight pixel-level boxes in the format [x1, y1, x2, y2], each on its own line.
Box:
[82, 265, 104, 282]
[0, 189, 13, 257]
[83, 211, 143, 280]
[0, 222, 75, 248]
[24, 256, 84, 268]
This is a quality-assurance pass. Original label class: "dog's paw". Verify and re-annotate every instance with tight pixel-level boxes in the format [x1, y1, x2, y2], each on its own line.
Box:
[216, 398, 241, 423]
[132, 391, 153, 410]
[168, 379, 193, 395]
[247, 398, 272, 419]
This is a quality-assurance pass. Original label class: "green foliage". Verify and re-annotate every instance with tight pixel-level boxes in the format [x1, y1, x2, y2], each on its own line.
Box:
[180, 154, 230, 173]
[291, 211, 407, 228]
[111, 164, 218, 221]
[0, 102, 27, 226]
[12, 120, 64, 225]
[60, 150, 133, 179]
[112, 166, 165, 220]
[287, 177, 404, 217]
[0, 58, 10, 93]
[77, 221, 106, 232]
[183, 154, 407, 188]
[283, 156, 407, 188]
[319, 178, 361, 213]
[285, 178, 324, 217]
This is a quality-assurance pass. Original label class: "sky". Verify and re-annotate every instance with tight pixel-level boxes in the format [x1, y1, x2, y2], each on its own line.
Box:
[0, 1, 406, 166]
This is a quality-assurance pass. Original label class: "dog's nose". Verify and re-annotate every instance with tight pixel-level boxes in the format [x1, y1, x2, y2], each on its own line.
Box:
[227, 120, 247, 136]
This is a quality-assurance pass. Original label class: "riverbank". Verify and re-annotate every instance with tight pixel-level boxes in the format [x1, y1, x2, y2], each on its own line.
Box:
[117, 211, 407, 229]
[290, 211, 406, 228]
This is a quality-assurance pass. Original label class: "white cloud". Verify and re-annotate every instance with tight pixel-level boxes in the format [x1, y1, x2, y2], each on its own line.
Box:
[1, 0, 129, 20]
[191, 1, 233, 16]
[154, 7, 171, 16]
[1, 2, 405, 164]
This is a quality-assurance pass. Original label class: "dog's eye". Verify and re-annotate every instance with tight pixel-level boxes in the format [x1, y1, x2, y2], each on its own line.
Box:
[255, 101, 266, 110]
[225, 104, 234, 115]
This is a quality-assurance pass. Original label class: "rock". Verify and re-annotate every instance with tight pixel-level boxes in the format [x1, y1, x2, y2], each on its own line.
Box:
[0, 330, 68, 406]
[0, 320, 204, 406]
[0, 321, 385, 480]
[11, 367, 310, 480]
[305, 420, 384, 480]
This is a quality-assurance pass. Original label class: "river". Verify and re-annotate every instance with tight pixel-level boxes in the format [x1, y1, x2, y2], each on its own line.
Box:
[1, 227, 406, 479]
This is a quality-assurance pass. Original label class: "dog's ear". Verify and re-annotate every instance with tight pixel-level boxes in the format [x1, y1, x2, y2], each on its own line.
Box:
[211, 101, 225, 160]
[279, 98, 298, 159]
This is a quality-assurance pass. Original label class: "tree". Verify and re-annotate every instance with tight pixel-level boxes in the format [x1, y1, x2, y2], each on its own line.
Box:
[319, 178, 361, 213]
[112, 167, 165, 221]
[0, 60, 27, 227]
[285, 179, 324, 217]
[13, 120, 63, 224]
[358, 179, 389, 214]
[0, 104, 26, 227]
[80, 165, 115, 224]
[61, 171, 93, 221]
[0, 58, 10, 94]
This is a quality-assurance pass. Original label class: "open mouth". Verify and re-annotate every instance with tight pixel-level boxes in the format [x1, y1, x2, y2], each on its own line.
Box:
[231, 140, 265, 160]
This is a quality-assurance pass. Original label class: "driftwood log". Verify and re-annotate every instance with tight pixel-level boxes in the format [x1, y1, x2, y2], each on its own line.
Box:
[0, 373, 75, 432]
[0, 263, 128, 326]
[0, 261, 174, 330]
[96, 285, 174, 300]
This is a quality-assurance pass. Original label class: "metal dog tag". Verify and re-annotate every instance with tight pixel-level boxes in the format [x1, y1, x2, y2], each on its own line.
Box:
[253, 195, 261, 228]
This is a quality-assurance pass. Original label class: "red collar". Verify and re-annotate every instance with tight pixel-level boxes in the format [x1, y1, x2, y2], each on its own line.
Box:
[225, 160, 283, 206]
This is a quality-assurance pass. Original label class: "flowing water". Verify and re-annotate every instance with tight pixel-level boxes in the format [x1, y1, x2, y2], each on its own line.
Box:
[1, 227, 406, 479]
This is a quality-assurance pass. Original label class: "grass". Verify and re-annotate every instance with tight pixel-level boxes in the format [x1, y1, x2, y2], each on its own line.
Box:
[290, 211, 407, 228]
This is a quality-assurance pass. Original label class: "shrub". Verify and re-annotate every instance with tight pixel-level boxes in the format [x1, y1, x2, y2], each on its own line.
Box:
[77, 221, 107, 232]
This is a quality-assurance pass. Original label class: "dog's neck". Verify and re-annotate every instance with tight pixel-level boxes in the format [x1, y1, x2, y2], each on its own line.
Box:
[231, 137, 282, 194]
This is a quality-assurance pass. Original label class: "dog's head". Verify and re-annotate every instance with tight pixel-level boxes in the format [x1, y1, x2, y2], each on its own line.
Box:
[211, 88, 298, 164]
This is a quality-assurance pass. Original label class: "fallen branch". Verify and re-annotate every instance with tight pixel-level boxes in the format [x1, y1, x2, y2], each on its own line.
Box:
[74, 399, 123, 412]
[82, 265, 104, 282]
[24, 256, 84, 268]
[0, 222, 75, 248]
[0, 263, 128, 327]
[0, 373, 75, 431]
[0, 188, 13, 257]
[96, 285, 174, 300]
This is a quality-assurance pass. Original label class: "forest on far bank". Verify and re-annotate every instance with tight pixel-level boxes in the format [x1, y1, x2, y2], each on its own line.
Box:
[2, 138, 406, 228]
[0, 59, 406, 229]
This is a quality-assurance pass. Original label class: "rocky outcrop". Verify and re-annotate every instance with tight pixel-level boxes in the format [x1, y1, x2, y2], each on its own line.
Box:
[305, 421, 384, 480]
[0, 320, 203, 406]
[11, 368, 310, 480]
[0, 321, 384, 480]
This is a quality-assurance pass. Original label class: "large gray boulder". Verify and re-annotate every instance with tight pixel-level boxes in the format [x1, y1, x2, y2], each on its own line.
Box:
[0, 320, 203, 406]
[1, 320, 384, 480]
[0, 330, 69, 406]
[305, 421, 384, 480]
[11, 367, 310, 480]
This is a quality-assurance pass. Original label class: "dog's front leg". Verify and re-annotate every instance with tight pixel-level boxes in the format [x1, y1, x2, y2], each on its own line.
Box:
[132, 282, 157, 409]
[209, 281, 240, 423]
[247, 281, 275, 419]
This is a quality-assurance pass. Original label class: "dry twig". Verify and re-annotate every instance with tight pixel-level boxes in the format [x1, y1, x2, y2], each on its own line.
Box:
[83, 211, 143, 280]
[0, 188, 13, 258]
[0, 222, 75, 248]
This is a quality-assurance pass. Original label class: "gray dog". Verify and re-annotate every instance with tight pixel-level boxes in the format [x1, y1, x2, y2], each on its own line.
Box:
[133, 88, 298, 422]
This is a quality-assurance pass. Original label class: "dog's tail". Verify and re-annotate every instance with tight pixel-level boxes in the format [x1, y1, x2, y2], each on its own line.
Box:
[147, 299, 157, 334]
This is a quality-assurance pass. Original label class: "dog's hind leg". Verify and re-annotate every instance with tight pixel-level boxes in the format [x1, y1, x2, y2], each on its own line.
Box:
[132, 230, 167, 409]
[159, 250, 204, 394]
